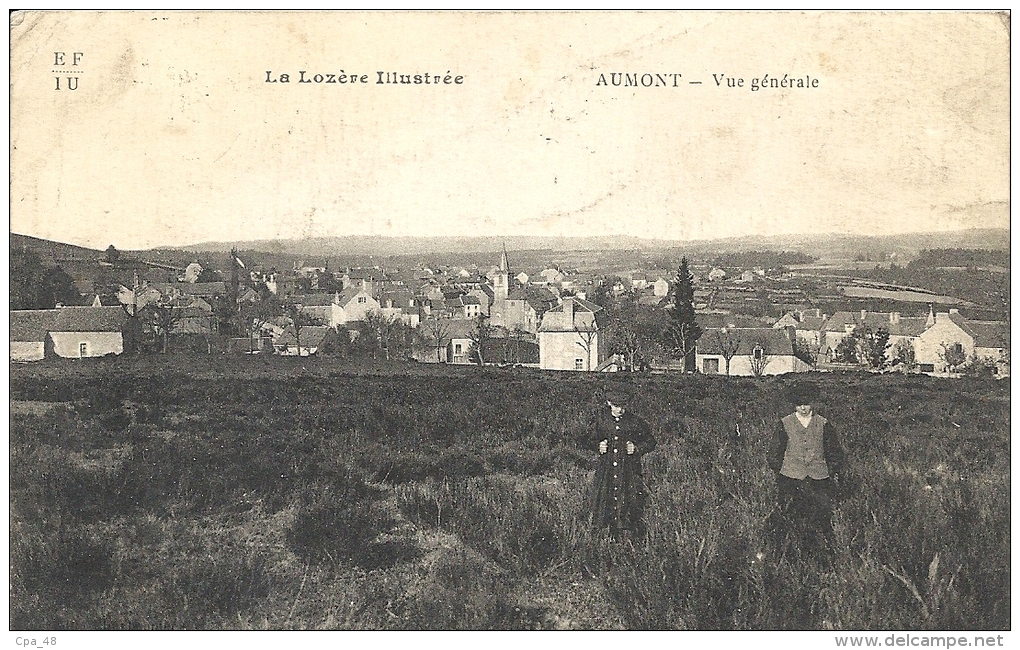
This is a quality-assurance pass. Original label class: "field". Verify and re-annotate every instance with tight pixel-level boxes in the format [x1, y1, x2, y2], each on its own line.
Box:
[9, 355, 1010, 630]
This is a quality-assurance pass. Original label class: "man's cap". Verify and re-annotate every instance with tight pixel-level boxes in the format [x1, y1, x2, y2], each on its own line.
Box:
[785, 382, 820, 405]
[604, 383, 633, 406]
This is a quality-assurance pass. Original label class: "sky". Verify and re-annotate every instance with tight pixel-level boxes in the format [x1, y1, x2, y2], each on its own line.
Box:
[9, 11, 1011, 250]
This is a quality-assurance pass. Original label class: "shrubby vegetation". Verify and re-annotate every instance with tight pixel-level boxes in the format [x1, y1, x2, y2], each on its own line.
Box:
[9, 356, 1010, 630]
[10, 245, 82, 309]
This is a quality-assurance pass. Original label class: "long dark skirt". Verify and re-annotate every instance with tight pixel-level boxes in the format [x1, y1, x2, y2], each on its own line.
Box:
[770, 475, 835, 556]
[591, 460, 648, 538]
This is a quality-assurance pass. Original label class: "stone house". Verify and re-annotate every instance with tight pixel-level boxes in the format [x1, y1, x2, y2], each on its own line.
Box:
[696, 327, 811, 376]
[915, 310, 1009, 374]
[537, 297, 606, 371]
[10, 306, 128, 361]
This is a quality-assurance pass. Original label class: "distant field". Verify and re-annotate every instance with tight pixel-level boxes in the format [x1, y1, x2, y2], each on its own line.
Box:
[9, 355, 1010, 630]
[789, 262, 898, 271]
[841, 286, 975, 306]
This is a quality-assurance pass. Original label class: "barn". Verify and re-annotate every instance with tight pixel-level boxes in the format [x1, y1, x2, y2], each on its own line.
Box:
[10, 307, 129, 361]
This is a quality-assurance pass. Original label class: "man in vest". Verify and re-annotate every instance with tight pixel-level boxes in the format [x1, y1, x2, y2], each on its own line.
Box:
[767, 382, 848, 555]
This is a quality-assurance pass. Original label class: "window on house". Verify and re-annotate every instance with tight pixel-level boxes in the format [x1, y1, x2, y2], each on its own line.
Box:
[920, 363, 935, 373]
[79, 342, 88, 357]
[358, 297, 367, 304]
[455, 343, 462, 354]
[704, 358, 720, 374]
[575, 358, 584, 370]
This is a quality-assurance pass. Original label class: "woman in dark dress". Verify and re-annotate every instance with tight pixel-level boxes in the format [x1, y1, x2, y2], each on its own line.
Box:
[590, 384, 657, 539]
[767, 383, 848, 555]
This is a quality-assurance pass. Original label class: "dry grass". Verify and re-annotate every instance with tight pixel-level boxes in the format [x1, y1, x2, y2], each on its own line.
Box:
[9, 356, 1010, 629]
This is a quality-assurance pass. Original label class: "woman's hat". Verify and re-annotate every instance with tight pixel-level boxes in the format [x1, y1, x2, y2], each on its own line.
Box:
[604, 383, 633, 406]
[785, 382, 819, 405]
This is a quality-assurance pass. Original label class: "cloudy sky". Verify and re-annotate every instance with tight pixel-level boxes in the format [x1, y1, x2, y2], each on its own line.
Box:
[10, 11, 1010, 250]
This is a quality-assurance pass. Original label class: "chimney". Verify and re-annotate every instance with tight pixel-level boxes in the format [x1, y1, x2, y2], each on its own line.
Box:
[564, 297, 574, 326]
[890, 312, 900, 325]
[860, 309, 868, 321]
[949, 308, 959, 315]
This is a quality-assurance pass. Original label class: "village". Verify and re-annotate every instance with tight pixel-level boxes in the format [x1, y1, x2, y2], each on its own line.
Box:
[8, 239, 1011, 379]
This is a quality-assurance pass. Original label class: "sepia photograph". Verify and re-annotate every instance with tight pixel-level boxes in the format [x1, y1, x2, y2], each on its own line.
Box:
[8, 10, 1010, 639]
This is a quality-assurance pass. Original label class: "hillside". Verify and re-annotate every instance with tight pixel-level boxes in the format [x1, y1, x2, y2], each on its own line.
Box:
[12, 228, 1008, 268]
[173, 229, 1009, 260]
[10, 233, 105, 263]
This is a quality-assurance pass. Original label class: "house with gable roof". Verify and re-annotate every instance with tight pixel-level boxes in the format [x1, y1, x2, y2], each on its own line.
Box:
[537, 297, 606, 371]
[296, 292, 345, 328]
[337, 287, 381, 324]
[696, 327, 811, 376]
[915, 309, 1010, 375]
[10, 306, 129, 361]
[820, 309, 933, 364]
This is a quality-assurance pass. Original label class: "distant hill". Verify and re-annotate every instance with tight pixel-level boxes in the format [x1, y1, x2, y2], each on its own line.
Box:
[10, 233, 105, 263]
[175, 229, 1009, 259]
[11, 228, 1009, 267]
[176, 235, 657, 257]
[665, 229, 1011, 262]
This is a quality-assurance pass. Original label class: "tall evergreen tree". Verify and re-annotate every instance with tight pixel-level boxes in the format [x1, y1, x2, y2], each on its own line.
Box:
[664, 257, 702, 372]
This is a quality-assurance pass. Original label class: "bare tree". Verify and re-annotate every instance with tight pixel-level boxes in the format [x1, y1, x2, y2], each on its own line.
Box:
[467, 314, 491, 366]
[242, 294, 283, 353]
[422, 317, 450, 363]
[664, 321, 700, 372]
[715, 328, 741, 376]
[576, 324, 599, 371]
[146, 300, 180, 354]
[748, 336, 771, 378]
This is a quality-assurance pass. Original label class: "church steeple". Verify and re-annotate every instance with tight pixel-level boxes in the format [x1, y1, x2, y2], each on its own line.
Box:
[495, 244, 510, 302]
[499, 244, 509, 273]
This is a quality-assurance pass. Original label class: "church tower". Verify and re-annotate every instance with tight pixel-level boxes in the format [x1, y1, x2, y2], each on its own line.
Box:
[495, 244, 510, 303]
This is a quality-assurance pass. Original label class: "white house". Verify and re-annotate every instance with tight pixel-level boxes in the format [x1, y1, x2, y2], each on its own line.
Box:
[820, 309, 931, 364]
[10, 306, 128, 361]
[537, 297, 605, 371]
[696, 327, 811, 376]
[915, 310, 1009, 374]
[297, 292, 345, 328]
[337, 288, 381, 324]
